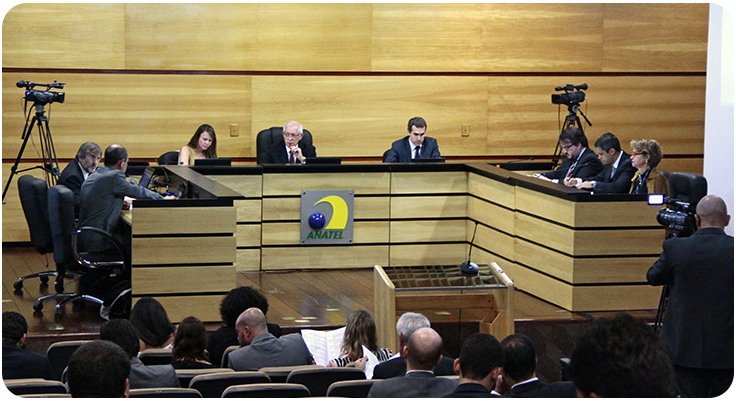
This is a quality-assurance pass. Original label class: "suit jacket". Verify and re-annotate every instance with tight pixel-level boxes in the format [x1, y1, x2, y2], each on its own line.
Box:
[385, 136, 441, 163]
[260, 139, 316, 164]
[542, 147, 603, 181]
[2, 343, 53, 380]
[631, 168, 670, 196]
[519, 381, 578, 398]
[128, 357, 179, 389]
[589, 151, 637, 194]
[647, 227, 734, 369]
[506, 378, 547, 397]
[227, 333, 313, 371]
[372, 354, 456, 379]
[442, 382, 498, 397]
[57, 160, 86, 216]
[367, 370, 457, 398]
[206, 324, 282, 368]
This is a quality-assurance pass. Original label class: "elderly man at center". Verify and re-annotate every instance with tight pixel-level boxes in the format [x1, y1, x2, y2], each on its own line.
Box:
[260, 121, 316, 164]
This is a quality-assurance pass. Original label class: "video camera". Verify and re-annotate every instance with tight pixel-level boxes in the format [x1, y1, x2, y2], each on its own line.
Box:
[648, 194, 697, 237]
[17, 80, 65, 105]
[551, 83, 587, 106]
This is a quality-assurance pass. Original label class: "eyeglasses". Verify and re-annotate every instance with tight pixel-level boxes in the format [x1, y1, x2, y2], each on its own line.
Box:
[561, 144, 574, 151]
[632, 152, 646, 156]
[283, 132, 302, 138]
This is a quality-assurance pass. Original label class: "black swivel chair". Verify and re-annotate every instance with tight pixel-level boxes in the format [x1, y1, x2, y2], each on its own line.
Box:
[668, 172, 708, 210]
[158, 150, 180, 165]
[255, 126, 313, 164]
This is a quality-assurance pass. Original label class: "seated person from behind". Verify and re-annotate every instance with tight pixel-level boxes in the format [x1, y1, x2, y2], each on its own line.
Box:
[566, 132, 637, 194]
[327, 309, 392, 367]
[532, 126, 602, 183]
[2, 311, 52, 380]
[629, 139, 670, 196]
[57, 141, 102, 216]
[179, 124, 217, 165]
[171, 316, 219, 370]
[442, 333, 504, 398]
[129, 296, 175, 352]
[260, 121, 316, 164]
[227, 307, 314, 371]
[99, 318, 179, 389]
[384, 116, 441, 163]
[67, 340, 131, 398]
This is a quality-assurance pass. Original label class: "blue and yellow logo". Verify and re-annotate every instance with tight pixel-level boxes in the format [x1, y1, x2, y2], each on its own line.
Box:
[301, 190, 354, 244]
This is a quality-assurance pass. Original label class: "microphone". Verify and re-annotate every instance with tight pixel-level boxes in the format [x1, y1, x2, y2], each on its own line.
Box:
[460, 221, 480, 275]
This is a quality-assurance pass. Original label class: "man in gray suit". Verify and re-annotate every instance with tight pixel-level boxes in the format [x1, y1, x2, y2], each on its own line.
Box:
[368, 327, 457, 397]
[99, 318, 179, 389]
[228, 308, 314, 371]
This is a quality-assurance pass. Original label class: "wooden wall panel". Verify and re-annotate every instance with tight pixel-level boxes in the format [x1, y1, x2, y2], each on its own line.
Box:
[132, 265, 234, 294]
[391, 172, 468, 194]
[262, 245, 389, 270]
[390, 196, 467, 219]
[262, 172, 390, 196]
[131, 207, 236, 235]
[131, 236, 236, 265]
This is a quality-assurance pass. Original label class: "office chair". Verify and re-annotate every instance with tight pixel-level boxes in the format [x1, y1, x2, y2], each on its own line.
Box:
[256, 126, 313, 164]
[221, 383, 310, 398]
[13, 175, 60, 292]
[158, 150, 180, 165]
[286, 366, 366, 396]
[668, 172, 708, 210]
[382, 148, 397, 163]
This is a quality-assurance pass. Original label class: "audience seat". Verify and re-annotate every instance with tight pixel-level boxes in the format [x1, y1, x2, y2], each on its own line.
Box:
[175, 368, 233, 388]
[221, 383, 310, 398]
[258, 364, 323, 383]
[128, 388, 202, 398]
[189, 371, 270, 398]
[220, 344, 240, 368]
[46, 340, 91, 382]
[286, 366, 366, 396]
[138, 348, 173, 366]
[326, 379, 376, 397]
[255, 126, 314, 164]
[4, 379, 67, 396]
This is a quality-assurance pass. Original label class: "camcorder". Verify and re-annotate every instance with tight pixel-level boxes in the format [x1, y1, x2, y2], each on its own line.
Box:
[17, 80, 65, 105]
[648, 194, 697, 237]
[551, 83, 587, 106]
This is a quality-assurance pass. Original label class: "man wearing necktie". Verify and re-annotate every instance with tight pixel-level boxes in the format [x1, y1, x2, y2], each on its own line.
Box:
[535, 127, 602, 183]
[567, 132, 637, 194]
[259, 121, 317, 164]
[384, 117, 442, 163]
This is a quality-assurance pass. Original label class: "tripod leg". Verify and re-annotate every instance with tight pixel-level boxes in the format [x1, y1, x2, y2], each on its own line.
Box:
[38, 115, 60, 185]
[2, 115, 40, 202]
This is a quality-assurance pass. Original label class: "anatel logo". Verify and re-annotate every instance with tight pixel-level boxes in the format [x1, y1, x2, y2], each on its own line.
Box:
[300, 190, 354, 244]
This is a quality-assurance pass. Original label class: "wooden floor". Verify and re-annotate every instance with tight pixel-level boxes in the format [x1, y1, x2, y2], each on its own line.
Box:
[2, 245, 657, 341]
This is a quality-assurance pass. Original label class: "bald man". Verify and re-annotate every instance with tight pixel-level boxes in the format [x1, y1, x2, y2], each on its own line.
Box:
[647, 195, 733, 397]
[227, 307, 313, 371]
[368, 327, 457, 397]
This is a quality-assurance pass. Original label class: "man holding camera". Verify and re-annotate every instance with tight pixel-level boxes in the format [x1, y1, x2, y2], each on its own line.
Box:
[647, 195, 733, 397]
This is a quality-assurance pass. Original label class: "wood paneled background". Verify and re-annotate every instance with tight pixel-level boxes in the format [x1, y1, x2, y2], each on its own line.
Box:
[3, 3, 708, 165]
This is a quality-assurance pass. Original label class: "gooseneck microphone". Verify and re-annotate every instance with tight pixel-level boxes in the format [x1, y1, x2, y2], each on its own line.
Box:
[460, 221, 480, 275]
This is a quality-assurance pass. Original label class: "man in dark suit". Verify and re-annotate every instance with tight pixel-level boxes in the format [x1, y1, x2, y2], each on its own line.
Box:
[259, 121, 316, 164]
[443, 333, 504, 398]
[647, 195, 734, 397]
[536, 127, 602, 183]
[368, 327, 457, 397]
[494, 334, 546, 396]
[373, 312, 455, 379]
[2, 311, 52, 380]
[384, 117, 442, 163]
[57, 142, 101, 216]
[567, 132, 637, 193]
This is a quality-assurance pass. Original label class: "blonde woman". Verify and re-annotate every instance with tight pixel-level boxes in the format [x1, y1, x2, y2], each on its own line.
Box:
[328, 309, 392, 367]
[630, 139, 669, 196]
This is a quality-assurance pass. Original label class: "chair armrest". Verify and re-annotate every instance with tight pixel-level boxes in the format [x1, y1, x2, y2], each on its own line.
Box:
[71, 226, 126, 269]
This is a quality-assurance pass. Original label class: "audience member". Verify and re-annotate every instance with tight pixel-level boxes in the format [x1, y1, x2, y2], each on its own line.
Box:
[647, 194, 733, 397]
[1, 311, 52, 380]
[384, 117, 442, 163]
[367, 327, 457, 398]
[568, 313, 677, 397]
[566, 132, 637, 194]
[99, 318, 179, 389]
[171, 316, 218, 370]
[178, 124, 217, 165]
[629, 139, 669, 196]
[67, 340, 131, 398]
[227, 307, 313, 371]
[259, 121, 316, 164]
[373, 312, 455, 379]
[443, 333, 504, 398]
[496, 333, 565, 397]
[57, 141, 102, 216]
[535, 127, 602, 183]
[129, 296, 175, 351]
[206, 286, 282, 368]
[328, 309, 392, 367]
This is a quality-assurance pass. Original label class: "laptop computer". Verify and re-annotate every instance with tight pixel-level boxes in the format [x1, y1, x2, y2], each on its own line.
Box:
[138, 166, 155, 188]
[305, 157, 342, 165]
[194, 158, 232, 166]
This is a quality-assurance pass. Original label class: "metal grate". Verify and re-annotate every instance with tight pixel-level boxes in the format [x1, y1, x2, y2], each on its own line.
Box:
[384, 265, 503, 289]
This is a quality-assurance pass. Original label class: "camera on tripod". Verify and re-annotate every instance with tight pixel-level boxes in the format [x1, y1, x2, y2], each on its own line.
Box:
[648, 194, 697, 237]
[551, 83, 587, 105]
[16, 80, 65, 105]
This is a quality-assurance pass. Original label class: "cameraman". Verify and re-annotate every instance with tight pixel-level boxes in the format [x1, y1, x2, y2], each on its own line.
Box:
[647, 195, 733, 397]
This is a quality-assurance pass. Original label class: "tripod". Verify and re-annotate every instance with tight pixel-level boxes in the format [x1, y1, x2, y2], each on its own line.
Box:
[552, 103, 592, 168]
[2, 103, 60, 203]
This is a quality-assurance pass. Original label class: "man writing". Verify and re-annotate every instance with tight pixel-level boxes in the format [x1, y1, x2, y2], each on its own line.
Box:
[565, 132, 636, 193]
[533, 127, 602, 183]
[58, 142, 102, 215]
[384, 117, 442, 163]
[647, 195, 733, 397]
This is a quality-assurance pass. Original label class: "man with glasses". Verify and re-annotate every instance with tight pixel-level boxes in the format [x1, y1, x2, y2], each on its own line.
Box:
[565, 132, 637, 194]
[533, 127, 602, 184]
[260, 121, 316, 164]
[58, 141, 102, 216]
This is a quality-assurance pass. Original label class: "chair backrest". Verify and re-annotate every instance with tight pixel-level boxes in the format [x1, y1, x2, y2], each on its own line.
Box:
[326, 379, 376, 397]
[258, 364, 322, 383]
[220, 345, 240, 368]
[668, 172, 708, 211]
[256, 126, 313, 164]
[175, 368, 233, 388]
[189, 371, 270, 398]
[4, 379, 67, 396]
[221, 383, 310, 398]
[138, 348, 173, 366]
[46, 340, 91, 382]
[158, 151, 181, 166]
[382, 148, 396, 163]
[48, 185, 77, 268]
[18, 175, 53, 254]
[286, 367, 366, 396]
[128, 388, 202, 398]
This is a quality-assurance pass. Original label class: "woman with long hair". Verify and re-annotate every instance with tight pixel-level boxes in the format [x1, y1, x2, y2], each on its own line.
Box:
[179, 124, 217, 165]
[328, 309, 392, 367]
[171, 316, 218, 369]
